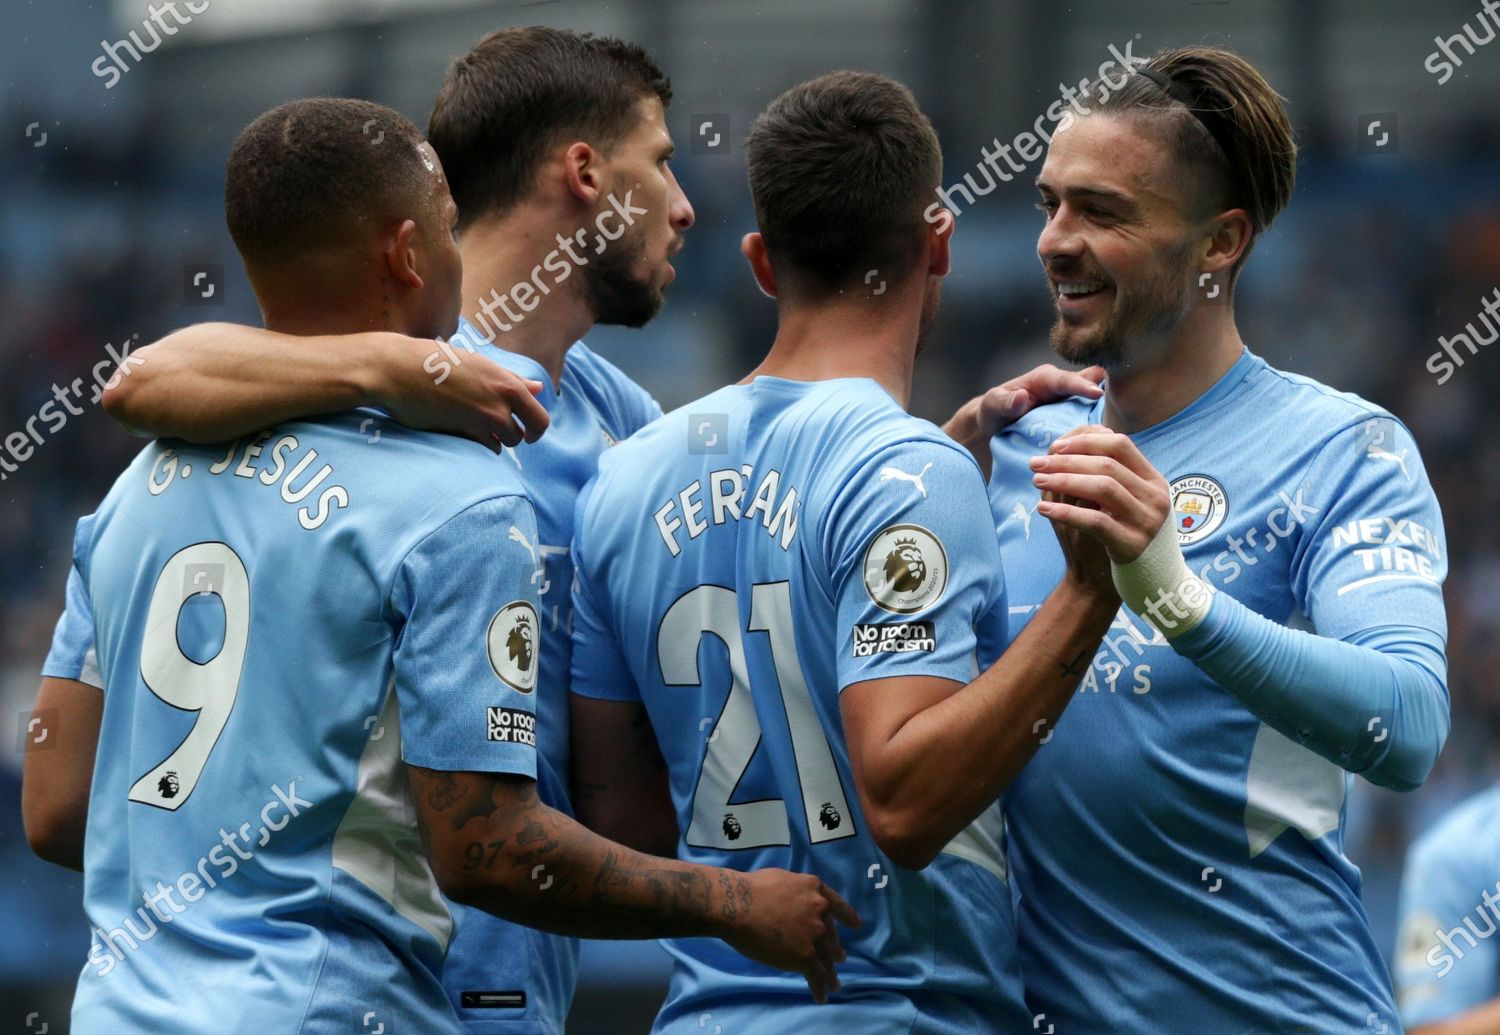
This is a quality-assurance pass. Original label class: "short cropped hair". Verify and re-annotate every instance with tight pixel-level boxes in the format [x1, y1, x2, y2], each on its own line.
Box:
[225, 97, 431, 266]
[428, 26, 671, 229]
[745, 71, 943, 300]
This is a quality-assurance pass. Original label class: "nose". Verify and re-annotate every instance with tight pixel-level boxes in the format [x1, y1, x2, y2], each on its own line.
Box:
[666, 165, 695, 232]
[1037, 204, 1083, 270]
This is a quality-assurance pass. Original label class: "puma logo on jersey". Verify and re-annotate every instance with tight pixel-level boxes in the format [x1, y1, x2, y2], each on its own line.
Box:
[508, 525, 537, 564]
[1361, 417, 1411, 482]
[508, 525, 545, 586]
[1003, 500, 1034, 540]
[1366, 442, 1410, 481]
[879, 462, 933, 498]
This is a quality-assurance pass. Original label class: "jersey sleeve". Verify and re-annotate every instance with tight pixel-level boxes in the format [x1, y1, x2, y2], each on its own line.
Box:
[824, 438, 1005, 691]
[42, 563, 102, 688]
[623, 382, 664, 437]
[569, 477, 640, 702]
[41, 518, 103, 689]
[577, 345, 664, 440]
[1395, 827, 1500, 1026]
[1290, 415, 1447, 642]
[390, 495, 543, 775]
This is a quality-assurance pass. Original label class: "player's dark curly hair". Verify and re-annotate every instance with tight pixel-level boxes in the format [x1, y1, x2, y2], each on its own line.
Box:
[1077, 46, 1297, 283]
[429, 26, 672, 230]
[745, 70, 943, 301]
[224, 97, 431, 266]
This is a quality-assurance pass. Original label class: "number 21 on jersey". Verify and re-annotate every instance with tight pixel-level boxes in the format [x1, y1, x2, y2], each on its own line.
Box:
[658, 581, 855, 851]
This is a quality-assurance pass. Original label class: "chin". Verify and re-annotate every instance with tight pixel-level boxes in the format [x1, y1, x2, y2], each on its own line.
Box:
[1051, 321, 1123, 369]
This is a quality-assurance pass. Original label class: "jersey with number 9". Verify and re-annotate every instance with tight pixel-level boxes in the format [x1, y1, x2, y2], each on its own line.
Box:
[43, 409, 542, 1034]
[570, 378, 1029, 1034]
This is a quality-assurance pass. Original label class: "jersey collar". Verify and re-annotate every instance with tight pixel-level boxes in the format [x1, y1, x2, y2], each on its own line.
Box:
[452, 316, 583, 402]
[1089, 347, 1261, 440]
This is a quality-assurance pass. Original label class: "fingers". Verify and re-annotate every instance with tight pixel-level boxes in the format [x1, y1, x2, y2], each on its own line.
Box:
[1007, 363, 1106, 404]
[977, 363, 1105, 437]
[1028, 366, 1104, 400]
[820, 884, 862, 929]
[802, 953, 831, 1006]
[498, 379, 551, 443]
[812, 913, 838, 987]
[488, 416, 527, 451]
[821, 915, 846, 967]
[1047, 428, 1162, 486]
[976, 387, 1029, 437]
[1030, 452, 1155, 509]
[1034, 470, 1149, 522]
[1037, 498, 1115, 537]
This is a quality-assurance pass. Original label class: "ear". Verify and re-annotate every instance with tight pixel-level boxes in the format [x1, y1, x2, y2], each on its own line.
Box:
[561, 141, 604, 207]
[926, 205, 954, 278]
[742, 232, 778, 299]
[382, 218, 424, 290]
[1200, 207, 1252, 278]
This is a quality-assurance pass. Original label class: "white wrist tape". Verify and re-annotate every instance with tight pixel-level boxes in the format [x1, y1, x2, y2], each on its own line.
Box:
[1110, 517, 1215, 640]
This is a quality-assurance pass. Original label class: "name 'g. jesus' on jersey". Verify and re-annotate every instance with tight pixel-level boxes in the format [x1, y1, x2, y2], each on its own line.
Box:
[570, 376, 1030, 1035]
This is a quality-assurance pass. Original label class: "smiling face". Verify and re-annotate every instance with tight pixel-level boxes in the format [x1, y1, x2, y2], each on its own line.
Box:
[584, 95, 694, 327]
[1035, 114, 1203, 370]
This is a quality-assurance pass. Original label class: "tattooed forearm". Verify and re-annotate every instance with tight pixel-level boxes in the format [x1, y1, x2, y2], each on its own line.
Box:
[411, 768, 740, 942]
[425, 770, 463, 812]
[717, 869, 752, 923]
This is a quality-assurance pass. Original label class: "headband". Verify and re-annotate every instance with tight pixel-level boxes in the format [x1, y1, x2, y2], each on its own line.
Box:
[1132, 65, 1244, 205]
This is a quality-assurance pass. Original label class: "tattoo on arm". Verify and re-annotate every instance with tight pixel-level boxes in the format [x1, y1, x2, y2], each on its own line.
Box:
[1058, 647, 1092, 679]
[412, 766, 738, 940]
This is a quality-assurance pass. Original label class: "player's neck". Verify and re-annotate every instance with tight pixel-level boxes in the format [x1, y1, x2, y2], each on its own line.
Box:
[456, 219, 594, 388]
[746, 295, 921, 408]
[259, 296, 406, 339]
[1101, 312, 1245, 433]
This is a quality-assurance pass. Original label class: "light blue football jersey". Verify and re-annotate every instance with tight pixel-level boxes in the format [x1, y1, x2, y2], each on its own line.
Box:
[989, 349, 1449, 1033]
[571, 377, 1030, 1035]
[43, 408, 544, 1034]
[436, 318, 662, 1034]
[1396, 786, 1500, 1028]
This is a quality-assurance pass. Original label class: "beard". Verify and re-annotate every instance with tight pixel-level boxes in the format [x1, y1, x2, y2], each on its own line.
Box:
[1048, 239, 1195, 369]
[583, 221, 666, 328]
[914, 278, 942, 356]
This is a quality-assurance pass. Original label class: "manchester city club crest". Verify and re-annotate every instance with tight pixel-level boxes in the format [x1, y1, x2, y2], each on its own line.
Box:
[1170, 474, 1228, 544]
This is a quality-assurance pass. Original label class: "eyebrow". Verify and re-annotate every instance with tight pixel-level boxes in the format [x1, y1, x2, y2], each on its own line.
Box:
[1035, 179, 1133, 203]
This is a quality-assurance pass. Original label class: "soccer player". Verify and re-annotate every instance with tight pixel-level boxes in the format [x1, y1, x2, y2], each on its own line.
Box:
[96, 29, 694, 1034]
[1395, 788, 1500, 1033]
[566, 71, 1161, 1034]
[967, 46, 1451, 1031]
[21, 98, 855, 1033]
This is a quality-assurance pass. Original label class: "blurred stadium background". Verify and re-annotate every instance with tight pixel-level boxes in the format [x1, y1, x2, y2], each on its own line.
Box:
[2, 0, 1497, 1030]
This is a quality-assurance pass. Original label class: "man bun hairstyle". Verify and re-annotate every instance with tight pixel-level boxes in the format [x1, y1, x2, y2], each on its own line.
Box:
[1081, 46, 1297, 277]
